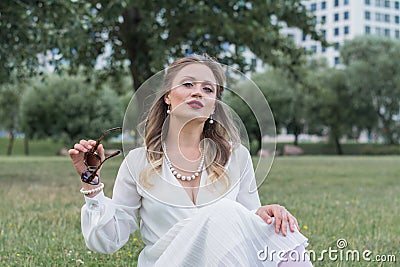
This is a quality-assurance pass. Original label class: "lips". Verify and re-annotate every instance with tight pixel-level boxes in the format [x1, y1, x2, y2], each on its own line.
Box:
[187, 100, 204, 109]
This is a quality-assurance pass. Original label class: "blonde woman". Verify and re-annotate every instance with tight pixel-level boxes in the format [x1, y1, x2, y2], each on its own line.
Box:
[69, 55, 312, 266]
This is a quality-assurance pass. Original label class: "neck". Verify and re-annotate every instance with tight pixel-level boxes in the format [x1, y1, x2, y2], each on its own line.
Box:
[165, 116, 204, 150]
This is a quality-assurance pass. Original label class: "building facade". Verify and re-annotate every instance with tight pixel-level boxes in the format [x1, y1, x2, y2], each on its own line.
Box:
[283, 0, 400, 66]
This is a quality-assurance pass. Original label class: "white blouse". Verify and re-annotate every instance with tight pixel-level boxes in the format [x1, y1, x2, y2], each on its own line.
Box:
[81, 144, 261, 265]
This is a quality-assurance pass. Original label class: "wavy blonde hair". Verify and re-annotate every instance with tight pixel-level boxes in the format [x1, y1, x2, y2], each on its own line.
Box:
[139, 54, 239, 191]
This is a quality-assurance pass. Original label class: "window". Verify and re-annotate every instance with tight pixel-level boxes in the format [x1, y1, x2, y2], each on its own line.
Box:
[334, 0, 339, 7]
[344, 0, 349, 5]
[302, 34, 307, 41]
[334, 42, 340, 50]
[395, 1, 400, 9]
[344, 11, 349, 20]
[365, 0, 370, 5]
[334, 13, 339, 21]
[376, 27, 382, 35]
[321, 15, 327, 23]
[395, 30, 400, 39]
[375, 0, 381, 7]
[376, 13, 382, 22]
[322, 46, 327, 53]
[334, 57, 340, 65]
[384, 28, 390, 36]
[334, 27, 340, 36]
[322, 29, 327, 37]
[365, 11, 371, 20]
[384, 0, 390, 8]
[251, 58, 257, 68]
[384, 14, 390, 22]
[311, 45, 317, 54]
[311, 3, 317, 11]
[395, 15, 400, 24]
[344, 26, 349, 35]
[321, 1, 327, 9]
[365, 25, 371, 34]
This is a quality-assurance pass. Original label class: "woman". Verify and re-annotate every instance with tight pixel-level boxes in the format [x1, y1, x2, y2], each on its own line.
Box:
[69, 54, 312, 266]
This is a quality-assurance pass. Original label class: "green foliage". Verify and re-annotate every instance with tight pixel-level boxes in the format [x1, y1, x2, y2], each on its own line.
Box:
[20, 75, 123, 145]
[252, 68, 307, 134]
[0, 82, 23, 132]
[341, 36, 400, 144]
[225, 65, 310, 150]
[306, 68, 355, 153]
[0, 0, 324, 88]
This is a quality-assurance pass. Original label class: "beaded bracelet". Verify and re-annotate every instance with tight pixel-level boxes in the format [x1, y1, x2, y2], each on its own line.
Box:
[80, 183, 104, 195]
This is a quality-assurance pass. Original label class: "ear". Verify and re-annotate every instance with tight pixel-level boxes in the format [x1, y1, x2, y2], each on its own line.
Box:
[164, 93, 171, 105]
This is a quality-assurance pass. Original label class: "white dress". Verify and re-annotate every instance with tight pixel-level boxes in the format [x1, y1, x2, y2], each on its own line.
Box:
[81, 144, 308, 266]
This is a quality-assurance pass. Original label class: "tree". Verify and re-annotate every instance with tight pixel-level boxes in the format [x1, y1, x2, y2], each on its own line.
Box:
[1, 1, 324, 106]
[341, 36, 400, 144]
[251, 68, 309, 146]
[0, 81, 24, 155]
[306, 68, 357, 154]
[20, 75, 123, 146]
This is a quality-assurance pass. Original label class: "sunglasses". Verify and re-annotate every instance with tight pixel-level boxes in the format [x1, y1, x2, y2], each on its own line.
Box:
[81, 127, 122, 185]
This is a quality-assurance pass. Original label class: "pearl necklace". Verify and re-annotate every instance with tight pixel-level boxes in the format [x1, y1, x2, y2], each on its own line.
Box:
[162, 143, 204, 181]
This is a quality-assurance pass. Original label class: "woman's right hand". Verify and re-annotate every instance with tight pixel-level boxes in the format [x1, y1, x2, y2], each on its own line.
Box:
[68, 139, 105, 194]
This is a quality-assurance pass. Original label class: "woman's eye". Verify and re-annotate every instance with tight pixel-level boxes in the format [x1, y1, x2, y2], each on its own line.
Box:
[182, 82, 193, 88]
[203, 86, 214, 93]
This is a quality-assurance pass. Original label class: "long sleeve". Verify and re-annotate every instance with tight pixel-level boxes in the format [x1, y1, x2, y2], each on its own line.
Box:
[235, 146, 261, 211]
[81, 157, 141, 254]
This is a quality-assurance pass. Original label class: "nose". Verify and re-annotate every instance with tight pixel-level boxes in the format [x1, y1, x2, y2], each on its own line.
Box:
[190, 82, 204, 98]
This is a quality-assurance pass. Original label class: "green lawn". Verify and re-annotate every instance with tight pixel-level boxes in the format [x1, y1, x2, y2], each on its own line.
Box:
[0, 156, 399, 266]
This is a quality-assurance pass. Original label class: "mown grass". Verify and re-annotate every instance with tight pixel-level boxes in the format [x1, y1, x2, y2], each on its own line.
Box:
[0, 155, 399, 266]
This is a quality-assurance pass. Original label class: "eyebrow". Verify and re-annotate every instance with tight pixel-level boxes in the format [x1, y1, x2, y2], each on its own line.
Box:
[181, 76, 216, 84]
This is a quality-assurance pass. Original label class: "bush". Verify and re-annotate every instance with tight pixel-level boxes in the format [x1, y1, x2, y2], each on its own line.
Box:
[20, 75, 123, 146]
[274, 142, 400, 155]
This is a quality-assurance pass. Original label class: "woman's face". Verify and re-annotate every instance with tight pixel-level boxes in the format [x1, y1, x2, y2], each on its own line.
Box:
[164, 63, 218, 123]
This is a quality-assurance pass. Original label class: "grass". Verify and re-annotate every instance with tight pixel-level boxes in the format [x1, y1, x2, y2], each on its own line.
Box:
[2, 137, 400, 157]
[0, 155, 399, 266]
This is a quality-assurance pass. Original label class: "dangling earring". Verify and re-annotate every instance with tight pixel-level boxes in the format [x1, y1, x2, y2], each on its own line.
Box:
[167, 105, 171, 115]
[209, 114, 214, 124]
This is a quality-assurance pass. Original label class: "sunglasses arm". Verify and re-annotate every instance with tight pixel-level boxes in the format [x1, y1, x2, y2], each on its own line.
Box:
[91, 127, 122, 152]
[89, 150, 121, 179]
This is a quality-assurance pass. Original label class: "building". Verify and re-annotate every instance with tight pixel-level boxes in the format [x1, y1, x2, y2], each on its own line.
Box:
[283, 0, 400, 66]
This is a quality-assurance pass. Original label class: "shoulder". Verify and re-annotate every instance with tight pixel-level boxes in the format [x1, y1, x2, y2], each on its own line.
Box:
[229, 143, 252, 170]
[231, 143, 251, 160]
[124, 146, 148, 171]
[125, 146, 147, 159]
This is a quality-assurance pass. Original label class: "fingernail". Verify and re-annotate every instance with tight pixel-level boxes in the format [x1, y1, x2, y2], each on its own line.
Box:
[87, 145, 92, 149]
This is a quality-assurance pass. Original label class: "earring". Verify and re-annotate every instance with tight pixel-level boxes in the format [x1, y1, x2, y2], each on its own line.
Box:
[167, 105, 171, 114]
[209, 114, 214, 124]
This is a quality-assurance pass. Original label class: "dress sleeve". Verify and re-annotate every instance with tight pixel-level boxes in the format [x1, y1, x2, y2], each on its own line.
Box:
[235, 146, 262, 212]
[81, 157, 141, 254]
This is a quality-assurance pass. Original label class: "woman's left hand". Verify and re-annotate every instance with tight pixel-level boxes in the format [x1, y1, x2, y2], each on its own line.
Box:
[255, 204, 300, 236]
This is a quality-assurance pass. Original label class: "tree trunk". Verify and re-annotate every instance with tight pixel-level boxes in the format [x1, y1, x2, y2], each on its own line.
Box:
[294, 131, 299, 146]
[120, 5, 154, 129]
[24, 135, 29, 156]
[334, 136, 343, 155]
[377, 112, 396, 144]
[255, 129, 262, 156]
[6, 132, 14, 156]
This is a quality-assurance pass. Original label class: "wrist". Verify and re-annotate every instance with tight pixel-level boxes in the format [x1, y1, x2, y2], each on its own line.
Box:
[80, 183, 104, 197]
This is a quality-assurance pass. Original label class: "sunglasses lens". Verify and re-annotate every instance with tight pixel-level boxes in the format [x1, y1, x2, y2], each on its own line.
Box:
[81, 170, 100, 185]
[85, 152, 101, 167]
